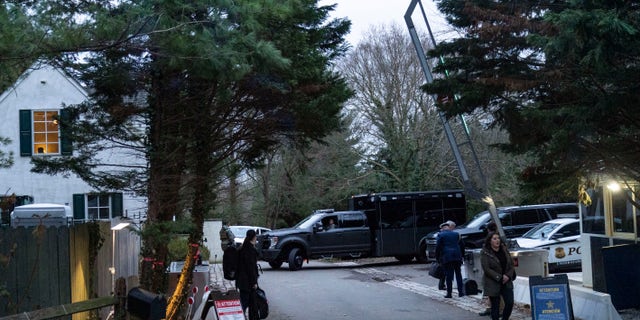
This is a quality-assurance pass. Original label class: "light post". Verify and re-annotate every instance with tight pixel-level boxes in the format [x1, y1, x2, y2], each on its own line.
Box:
[110, 222, 130, 295]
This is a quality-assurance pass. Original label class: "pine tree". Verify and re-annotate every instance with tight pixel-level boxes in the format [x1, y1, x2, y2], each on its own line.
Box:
[424, 0, 640, 200]
[21, 0, 351, 314]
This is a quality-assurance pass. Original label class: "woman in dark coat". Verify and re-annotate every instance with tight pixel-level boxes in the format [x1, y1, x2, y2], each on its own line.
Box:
[480, 231, 516, 320]
[236, 229, 259, 320]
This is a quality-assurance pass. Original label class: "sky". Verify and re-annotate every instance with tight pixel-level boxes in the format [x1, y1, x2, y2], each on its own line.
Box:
[319, 0, 452, 47]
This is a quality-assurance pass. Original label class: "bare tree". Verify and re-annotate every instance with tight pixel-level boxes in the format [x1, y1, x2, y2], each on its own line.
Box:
[338, 23, 530, 205]
[338, 23, 456, 191]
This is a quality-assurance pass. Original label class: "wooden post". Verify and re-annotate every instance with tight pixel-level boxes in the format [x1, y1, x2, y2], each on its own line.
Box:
[115, 277, 127, 320]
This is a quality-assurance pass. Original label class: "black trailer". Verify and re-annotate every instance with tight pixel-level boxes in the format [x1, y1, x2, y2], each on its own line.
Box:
[349, 190, 467, 262]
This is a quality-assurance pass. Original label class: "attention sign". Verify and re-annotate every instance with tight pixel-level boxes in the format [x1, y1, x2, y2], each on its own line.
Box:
[529, 274, 574, 320]
[214, 299, 245, 320]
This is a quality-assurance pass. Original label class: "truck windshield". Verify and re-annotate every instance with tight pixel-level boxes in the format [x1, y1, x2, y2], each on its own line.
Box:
[460, 210, 513, 230]
[462, 212, 489, 229]
[293, 215, 320, 229]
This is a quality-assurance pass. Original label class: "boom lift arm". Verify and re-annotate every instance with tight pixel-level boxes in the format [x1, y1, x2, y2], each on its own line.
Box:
[404, 0, 506, 241]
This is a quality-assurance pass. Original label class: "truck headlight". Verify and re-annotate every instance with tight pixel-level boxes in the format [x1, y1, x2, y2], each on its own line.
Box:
[268, 236, 278, 249]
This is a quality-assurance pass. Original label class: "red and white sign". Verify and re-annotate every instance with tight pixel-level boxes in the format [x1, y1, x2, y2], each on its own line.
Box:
[214, 299, 245, 320]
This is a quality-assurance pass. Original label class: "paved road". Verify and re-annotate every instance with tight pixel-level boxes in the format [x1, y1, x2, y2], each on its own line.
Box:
[205, 258, 533, 320]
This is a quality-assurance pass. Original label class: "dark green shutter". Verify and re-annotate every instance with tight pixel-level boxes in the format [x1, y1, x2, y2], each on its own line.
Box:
[19, 110, 32, 156]
[73, 194, 85, 220]
[111, 193, 123, 217]
[59, 108, 72, 155]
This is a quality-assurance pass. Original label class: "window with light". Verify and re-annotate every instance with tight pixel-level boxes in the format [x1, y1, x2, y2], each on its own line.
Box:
[32, 110, 60, 154]
[20, 109, 71, 157]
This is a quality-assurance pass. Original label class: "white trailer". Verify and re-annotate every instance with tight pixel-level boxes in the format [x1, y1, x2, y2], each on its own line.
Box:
[10, 203, 72, 227]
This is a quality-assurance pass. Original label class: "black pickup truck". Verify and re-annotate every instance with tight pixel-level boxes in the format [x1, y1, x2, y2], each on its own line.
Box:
[257, 209, 372, 270]
[257, 190, 468, 270]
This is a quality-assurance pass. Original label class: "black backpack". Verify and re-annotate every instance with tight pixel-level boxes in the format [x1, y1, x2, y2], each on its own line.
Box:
[222, 246, 239, 280]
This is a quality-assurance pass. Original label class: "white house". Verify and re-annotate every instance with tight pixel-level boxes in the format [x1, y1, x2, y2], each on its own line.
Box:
[0, 62, 147, 225]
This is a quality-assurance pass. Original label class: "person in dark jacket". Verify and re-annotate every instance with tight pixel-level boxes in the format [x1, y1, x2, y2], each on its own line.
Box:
[435, 220, 465, 298]
[479, 221, 499, 316]
[436, 222, 450, 291]
[220, 221, 236, 251]
[480, 231, 516, 320]
[236, 229, 259, 320]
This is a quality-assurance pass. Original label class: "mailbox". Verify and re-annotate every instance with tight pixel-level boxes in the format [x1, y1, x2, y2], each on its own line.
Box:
[127, 287, 167, 320]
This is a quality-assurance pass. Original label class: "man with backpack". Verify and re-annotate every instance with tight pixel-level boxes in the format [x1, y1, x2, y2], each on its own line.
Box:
[220, 221, 236, 251]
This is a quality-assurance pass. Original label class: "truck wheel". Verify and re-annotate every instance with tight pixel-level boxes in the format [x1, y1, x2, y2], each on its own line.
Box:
[288, 248, 304, 271]
[416, 242, 428, 263]
[269, 261, 283, 269]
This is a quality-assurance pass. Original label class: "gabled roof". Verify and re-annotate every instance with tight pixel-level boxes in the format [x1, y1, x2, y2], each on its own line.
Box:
[0, 60, 88, 105]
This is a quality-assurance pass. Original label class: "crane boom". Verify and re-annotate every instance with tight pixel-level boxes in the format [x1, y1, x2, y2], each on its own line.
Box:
[404, 0, 506, 241]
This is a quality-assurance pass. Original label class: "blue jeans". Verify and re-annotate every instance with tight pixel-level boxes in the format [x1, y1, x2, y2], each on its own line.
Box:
[444, 261, 464, 296]
[489, 284, 514, 320]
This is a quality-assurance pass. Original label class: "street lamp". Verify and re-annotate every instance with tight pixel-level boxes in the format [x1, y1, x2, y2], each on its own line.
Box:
[111, 222, 130, 295]
[606, 181, 621, 192]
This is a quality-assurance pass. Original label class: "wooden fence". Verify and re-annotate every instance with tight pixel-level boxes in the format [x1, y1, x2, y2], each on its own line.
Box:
[0, 222, 140, 319]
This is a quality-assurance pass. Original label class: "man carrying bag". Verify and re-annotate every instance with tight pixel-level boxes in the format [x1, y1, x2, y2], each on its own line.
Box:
[435, 220, 465, 298]
[429, 222, 449, 290]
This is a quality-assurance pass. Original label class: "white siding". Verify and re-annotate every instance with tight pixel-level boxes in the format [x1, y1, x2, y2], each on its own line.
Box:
[0, 63, 146, 218]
